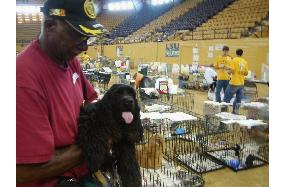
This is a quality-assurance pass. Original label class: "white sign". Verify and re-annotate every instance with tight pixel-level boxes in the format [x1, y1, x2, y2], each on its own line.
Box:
[193, 47, 199, 54]
[215, 44, 224, 51]
[208, 52, 213, 58]
[193, 54, 199, 61]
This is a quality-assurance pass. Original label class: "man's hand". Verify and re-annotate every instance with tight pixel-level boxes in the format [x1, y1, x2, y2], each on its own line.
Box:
[16, 144, 83, 184]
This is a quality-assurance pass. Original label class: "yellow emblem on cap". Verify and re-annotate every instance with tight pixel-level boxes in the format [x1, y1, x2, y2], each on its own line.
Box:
[49, 9, 66, 17]
[79, 25, 103, 35]
[84, 0, 96, 19]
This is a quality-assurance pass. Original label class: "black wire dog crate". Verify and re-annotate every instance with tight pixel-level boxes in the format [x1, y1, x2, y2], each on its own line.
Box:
[137, 100, 205, 186]
[159, 91, 195, 112]
[96, 72, 112, 90]
[83, 70, 112, 91]
[239, 101, 269, 122]
[139, 99, 224, 175]
[136, 131, 204, 187]
[204, 113, 269, 171]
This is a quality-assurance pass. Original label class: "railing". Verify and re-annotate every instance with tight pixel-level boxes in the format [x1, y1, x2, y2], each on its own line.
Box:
[108, 24, 269, 45]
[180, 27, 246, 40]
[16, 25, 268, 47]
[16, 39, 33, 46]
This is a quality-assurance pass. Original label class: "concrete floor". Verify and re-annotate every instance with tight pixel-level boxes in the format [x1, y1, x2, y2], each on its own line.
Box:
[203, 166, 269, 187]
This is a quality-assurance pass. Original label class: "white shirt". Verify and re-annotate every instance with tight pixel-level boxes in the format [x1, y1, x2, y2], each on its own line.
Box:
[125, 60, 130, 69]
[204, 67, 217, 85]
[115, 60, 122, 67]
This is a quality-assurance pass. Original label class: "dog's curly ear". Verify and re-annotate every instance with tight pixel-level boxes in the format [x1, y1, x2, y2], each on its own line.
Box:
[134, 91, 144, 142]
[114, 141, 142, 187]
[78, 108, 109, 175]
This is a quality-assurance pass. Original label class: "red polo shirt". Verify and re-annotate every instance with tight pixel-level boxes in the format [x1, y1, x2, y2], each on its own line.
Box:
[16, 40, 97, 186]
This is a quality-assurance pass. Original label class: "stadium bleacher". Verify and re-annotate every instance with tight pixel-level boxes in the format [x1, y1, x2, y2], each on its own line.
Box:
[110, 2, 179, 38]
[159, 0, 235, 34]
[128, 0, 202, 41]
[16, 0, 269, 46]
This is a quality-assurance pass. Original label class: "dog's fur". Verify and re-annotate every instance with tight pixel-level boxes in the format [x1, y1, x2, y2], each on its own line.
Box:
[77, 84, 143, 187]
[245, 154, 258, 168]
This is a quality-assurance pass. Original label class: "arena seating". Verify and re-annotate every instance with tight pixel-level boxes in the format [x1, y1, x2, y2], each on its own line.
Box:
[127, 0, 202, 41]
[186, 0, 269, 40]
[160, 0, 235, 34]
[96, 10, 133, 32]
[16, 9, 131, 45]
[16, 23, 41, 45]
[110, 2, 178, 38]
[249, 16, 269, 38]
[16, 0, 269, 46]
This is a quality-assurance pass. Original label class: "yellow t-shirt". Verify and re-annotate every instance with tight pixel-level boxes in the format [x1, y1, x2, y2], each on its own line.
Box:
[81, 54, 90, 64]
[229, 57, 249, 86]
[213, 55, 232, 80]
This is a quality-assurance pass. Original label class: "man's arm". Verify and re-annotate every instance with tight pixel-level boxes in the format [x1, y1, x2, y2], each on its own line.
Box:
[16, 144, 83, 184]
[241, 62, 249, 76]
[224, 59, 234, 74]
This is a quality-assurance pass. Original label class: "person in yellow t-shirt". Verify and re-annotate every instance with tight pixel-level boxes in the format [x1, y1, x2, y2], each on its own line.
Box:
[213, 46, 232, 102]
[80, 52, 90, 64]
[223, 49, 249, 113]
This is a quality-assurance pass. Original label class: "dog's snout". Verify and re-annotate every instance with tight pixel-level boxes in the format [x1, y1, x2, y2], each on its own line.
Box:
[124, 100, 133, 106]
[123, 97, 134, 107]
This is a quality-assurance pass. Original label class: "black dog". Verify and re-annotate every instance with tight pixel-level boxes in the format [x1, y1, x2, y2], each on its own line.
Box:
[245, 154, 258, 168]
[78, 84, 143, 187]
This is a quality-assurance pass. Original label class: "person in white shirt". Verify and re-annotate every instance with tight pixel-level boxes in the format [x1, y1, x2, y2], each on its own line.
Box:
[125, 57, 130, 71]
[204, 66, 217, 90]
[115, 59, 122, 68]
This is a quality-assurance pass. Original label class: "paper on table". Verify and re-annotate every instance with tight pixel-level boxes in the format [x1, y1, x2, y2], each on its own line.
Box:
[237, 119, 267, 128]
[140, 111, 197, 121]
[163, 112, 197, 122]
[140, 112, 164, 120]
[221, 119, 267, 129]
[242, 102, 268, 109]
[204, 100, 232, 106]
[215, 112, 247, 120]
[145, 104, 171, 112]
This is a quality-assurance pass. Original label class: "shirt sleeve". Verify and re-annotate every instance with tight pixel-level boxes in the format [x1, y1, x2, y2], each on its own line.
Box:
[228, 59, 235, 70]
[243, 61, 249, 75]
[17, 87, 54, 164]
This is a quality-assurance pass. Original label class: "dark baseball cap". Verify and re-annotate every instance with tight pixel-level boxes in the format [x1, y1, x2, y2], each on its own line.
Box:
[40, 0, 108, 37]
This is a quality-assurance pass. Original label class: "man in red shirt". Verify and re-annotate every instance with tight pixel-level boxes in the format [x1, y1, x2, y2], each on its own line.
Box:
[16, 0, 107, 186]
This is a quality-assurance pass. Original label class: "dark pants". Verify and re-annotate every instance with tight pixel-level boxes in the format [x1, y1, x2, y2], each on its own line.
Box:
[223, 85, 244, 113]
[215, 80, 229, 102]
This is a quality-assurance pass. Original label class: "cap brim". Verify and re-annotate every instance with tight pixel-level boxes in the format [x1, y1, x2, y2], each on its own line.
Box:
[65, 20, 109, 37]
